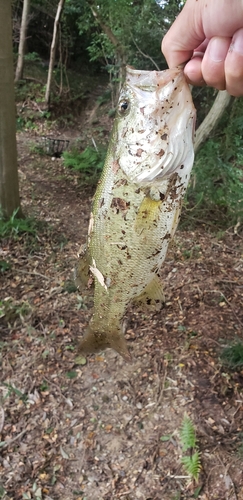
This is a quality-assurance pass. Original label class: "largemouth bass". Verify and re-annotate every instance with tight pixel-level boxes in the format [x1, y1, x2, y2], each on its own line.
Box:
[77, 66, 196, 361]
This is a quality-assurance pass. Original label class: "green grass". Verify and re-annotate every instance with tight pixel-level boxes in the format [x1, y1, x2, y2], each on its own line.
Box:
[0, 208, 39, 239]
[220, 341, 243, 370]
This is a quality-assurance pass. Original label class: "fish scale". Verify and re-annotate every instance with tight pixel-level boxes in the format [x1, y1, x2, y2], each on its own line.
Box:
[77, 66, 196, 361]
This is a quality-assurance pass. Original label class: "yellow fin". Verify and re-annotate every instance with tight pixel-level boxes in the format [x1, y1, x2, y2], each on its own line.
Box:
[133, 275, 165, 311]
[78, 325, 132, 362]
[134, 196, 162, 233]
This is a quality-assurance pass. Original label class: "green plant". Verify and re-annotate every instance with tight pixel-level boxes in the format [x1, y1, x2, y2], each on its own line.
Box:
[0, 484, 6, 498]
[63, 144, 106, 184]
[220, 341, 243, 370]
[24, 52, 42, 63]
[76, 295, 88, 310]
[179, 414, 201, 483]
[0, 208, 38, 239]
[29, 142, 46, 155]
[1, 382, 27, 402]
[184, 98, 243, 228]
[0, 260, 11, 273]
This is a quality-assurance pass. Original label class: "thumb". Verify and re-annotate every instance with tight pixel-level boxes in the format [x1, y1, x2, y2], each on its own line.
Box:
[162, 1, 205, 68]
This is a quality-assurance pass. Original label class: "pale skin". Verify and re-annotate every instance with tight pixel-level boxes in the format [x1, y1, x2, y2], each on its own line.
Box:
[162, 0, 243, 97]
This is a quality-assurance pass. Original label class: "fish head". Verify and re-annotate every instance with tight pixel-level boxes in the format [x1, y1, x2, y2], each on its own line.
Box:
[114, 66, 196, 187]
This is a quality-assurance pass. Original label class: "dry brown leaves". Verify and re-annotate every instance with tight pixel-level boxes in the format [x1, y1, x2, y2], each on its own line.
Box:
[0, 132, 243, 500]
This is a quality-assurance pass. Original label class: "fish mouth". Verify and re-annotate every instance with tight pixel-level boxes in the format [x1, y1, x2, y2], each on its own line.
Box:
[126, 65, 184, 91]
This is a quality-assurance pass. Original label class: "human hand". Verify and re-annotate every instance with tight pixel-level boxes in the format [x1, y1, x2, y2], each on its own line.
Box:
[161, 0, 243, 97]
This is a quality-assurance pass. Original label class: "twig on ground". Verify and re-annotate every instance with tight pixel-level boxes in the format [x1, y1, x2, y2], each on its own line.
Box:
[43, 376, 73, 407]
[0, 406, 5, 433]
[1, 429, 27, 449]
[17, 269, 51, 280]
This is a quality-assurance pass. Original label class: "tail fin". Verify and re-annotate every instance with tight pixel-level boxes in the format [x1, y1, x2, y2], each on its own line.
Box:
[78, 325, 132, 362]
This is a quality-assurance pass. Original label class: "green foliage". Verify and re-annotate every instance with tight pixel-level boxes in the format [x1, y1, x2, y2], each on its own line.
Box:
[0, 209, 38, 239]
[185, 98, 243, 227]
[181, 452, 201, 483]
[77, 0, 170, 75]
[2, 382, 27, 402]
[63, 145, 106, 184]
[220, 341, 243, 370]
[24, 51, 42, 63]
[180, 414, 197, 451]
[0, 484, 6, 498]
[16, 114, 38, 131]
[0, 260, 11, 273]
[15, 81, 44, 103]
[179, 414, 201, 482]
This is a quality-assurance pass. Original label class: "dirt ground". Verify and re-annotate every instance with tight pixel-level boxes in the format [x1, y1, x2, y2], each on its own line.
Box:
[1, 121, 243, 500]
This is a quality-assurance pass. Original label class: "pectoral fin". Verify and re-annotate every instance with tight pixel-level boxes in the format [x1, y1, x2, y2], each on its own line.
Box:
[135, 196, 162, 234]
[133, 275, 165, 312]
[78, 325, 132, 362]
[75, 244, 93, 289]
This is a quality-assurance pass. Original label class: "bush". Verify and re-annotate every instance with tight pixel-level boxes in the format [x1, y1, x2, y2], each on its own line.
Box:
[63, 145, 106, 184]
[184, 98, 243, 227]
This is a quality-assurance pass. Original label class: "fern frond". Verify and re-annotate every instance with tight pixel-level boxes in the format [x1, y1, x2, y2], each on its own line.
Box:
[180, 414, 197, 451]
[181, 451, 201, 482]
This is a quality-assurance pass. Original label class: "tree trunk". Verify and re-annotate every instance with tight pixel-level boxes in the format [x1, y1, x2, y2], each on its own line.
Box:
[15, 0, 30, 82]
[0, 0, 22, 219]
[45, 0, 66, 108]
[194, 90, 234, 154]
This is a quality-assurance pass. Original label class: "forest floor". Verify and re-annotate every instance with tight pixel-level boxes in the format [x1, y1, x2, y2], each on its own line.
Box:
[1, 101, 243, 500]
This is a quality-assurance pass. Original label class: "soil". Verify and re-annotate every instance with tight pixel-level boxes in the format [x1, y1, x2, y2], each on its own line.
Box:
[1, 109, 243, 500]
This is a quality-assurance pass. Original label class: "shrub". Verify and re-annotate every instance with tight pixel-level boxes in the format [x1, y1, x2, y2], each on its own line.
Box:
[63, 145, 106, 184]
[184, 98, 243, 227]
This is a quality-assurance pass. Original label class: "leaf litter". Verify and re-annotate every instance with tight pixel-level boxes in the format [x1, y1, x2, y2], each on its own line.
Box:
[0, 128, 243, 500]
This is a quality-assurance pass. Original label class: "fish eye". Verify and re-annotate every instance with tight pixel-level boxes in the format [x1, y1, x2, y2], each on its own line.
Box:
[118, 99, 130, 115]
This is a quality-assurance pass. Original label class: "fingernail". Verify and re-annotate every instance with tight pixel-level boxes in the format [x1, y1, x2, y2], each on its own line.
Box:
[208, 38, 229, 62]
[231, 29, 243, 55]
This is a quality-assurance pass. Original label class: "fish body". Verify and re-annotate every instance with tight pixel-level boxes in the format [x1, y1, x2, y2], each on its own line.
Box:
[77, 66, 196, 361]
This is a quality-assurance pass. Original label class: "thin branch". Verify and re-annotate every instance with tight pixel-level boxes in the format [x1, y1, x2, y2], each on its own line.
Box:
[1, 429, 27, 449]
[0, 406, 5, 433]
[131, 35, 160, 71]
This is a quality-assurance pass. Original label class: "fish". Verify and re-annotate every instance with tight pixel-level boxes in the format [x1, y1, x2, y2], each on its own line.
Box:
[76, 66, 196, 361]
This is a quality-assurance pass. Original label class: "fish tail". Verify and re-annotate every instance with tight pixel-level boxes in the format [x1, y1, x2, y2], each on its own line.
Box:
[78, 324, 132, 362]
